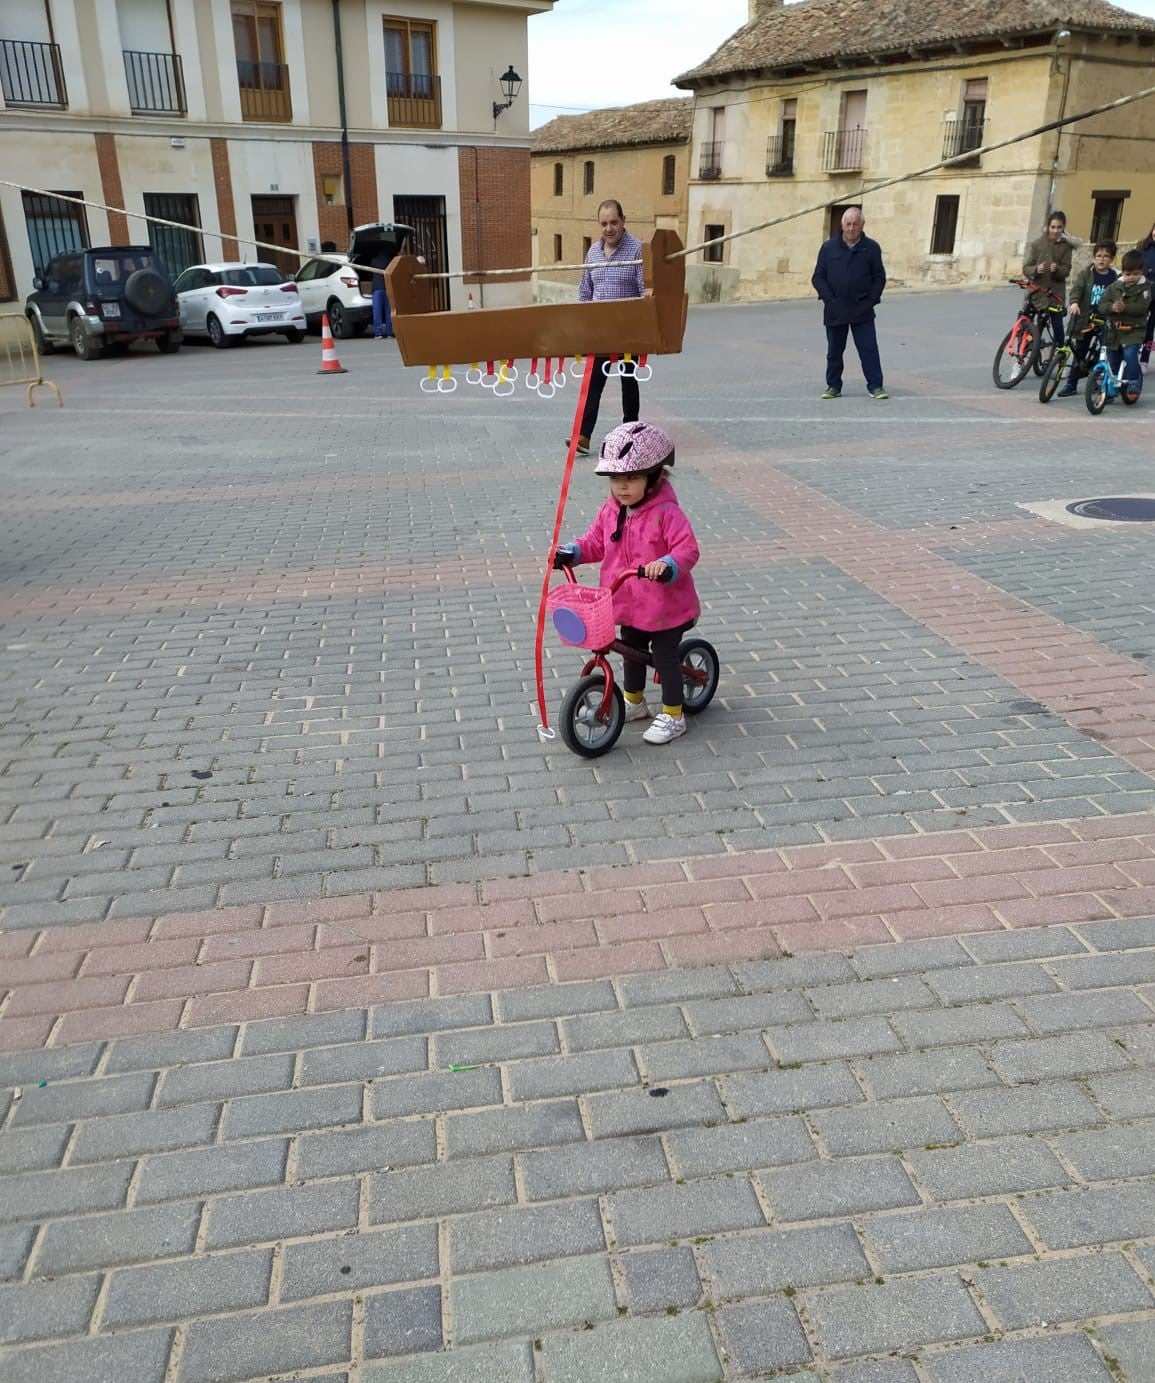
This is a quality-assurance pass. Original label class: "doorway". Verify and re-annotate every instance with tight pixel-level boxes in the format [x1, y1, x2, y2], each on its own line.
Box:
[827, 203, 861, 240]
[392, 195, 449, 311]
[250, 195, 298, 275]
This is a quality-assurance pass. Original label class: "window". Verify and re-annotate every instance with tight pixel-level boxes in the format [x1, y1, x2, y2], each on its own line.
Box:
[827, 90, 866, 171]
[930, 195, 960, 255]
[232, 1, 290, 121]
[661, 154, 676, 197]
[384, 16, 440, 127]
[144, 193, 203, 276]
[321, 174, 343, 207]
[944, 77, 986, 162]
[703, 224, 724, 264]
[554, 234, 563, 262]
[553, 162, 563, 196]
[768, 98, 796, 175]
[22, 190, 89, 278]
[1090, 191, 1128, 245]
[700, 107, 724, 179]
[583, 160, 594, 195]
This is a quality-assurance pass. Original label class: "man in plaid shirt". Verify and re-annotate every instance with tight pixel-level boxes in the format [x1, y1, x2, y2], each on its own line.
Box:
[574, 199, 645, 455]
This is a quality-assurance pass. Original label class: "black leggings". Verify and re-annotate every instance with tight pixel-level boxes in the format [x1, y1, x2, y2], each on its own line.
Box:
[620, 625, 684, 709]
[579, 357, 640, 440]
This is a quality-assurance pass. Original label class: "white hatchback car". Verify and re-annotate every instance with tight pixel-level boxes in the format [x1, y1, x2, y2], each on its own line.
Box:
[174, 262, 306, 347]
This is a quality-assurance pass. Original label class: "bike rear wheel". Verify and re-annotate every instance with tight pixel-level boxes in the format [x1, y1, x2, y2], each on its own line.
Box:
[679, 638, 720, 716]
[993, 320, 1038, 388]
[1038, 346, 1071, 403]
[1085, 363, 1108, 415]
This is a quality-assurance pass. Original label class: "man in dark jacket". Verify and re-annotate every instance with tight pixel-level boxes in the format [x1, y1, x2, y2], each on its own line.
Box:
[811, 207, 888, 399]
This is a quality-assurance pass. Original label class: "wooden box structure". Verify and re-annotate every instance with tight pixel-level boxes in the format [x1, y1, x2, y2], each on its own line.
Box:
[384, 229, 687, 367]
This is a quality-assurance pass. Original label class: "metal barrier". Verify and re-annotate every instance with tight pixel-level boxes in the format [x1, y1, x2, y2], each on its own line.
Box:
[0, 311, 61, 406]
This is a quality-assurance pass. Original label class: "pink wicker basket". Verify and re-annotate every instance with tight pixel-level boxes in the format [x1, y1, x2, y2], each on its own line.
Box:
[547, 582, 617, 649]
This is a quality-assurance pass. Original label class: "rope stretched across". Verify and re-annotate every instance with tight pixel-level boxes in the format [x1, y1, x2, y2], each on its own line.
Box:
[3, 77, 1153, 280]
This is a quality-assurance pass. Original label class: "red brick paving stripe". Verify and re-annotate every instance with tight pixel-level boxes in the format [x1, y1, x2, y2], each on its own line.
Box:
[4, 811, 1155, 1052]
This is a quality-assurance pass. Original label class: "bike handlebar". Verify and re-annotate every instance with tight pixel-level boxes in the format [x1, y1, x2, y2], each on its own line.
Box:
[558, 563, 673, 589]
[1009, 277, 1064, 306]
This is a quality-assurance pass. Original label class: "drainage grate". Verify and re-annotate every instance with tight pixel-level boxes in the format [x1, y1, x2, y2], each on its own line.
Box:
[1065, 496, 1155, 523]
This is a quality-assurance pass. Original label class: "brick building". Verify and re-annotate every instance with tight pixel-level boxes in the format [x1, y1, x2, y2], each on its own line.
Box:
[0, 0, 553, 309]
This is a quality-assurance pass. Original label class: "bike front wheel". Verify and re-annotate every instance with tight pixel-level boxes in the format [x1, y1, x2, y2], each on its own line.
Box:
[559, 673, 625, 758]
[993, 320, 1038, 388]
[1038, 346, 1071, 403]
[1085, 363, 1109, 415]
[1033, 317, 1059, 376]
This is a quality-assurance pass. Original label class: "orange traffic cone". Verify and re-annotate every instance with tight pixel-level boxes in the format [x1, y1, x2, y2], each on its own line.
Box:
[316, 314, 348, 375]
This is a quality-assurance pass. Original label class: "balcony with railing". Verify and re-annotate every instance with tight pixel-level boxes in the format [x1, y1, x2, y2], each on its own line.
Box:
[942, 116, 984, 166]
[386, 71, 441, 128]
[124, 49, 186, 115]
[765, 133, 794, 177]
[821, 126, 866, 173]
[0, 39, 66, 108]
[699, 141, 723, 180]
[236, 59, 291, 122]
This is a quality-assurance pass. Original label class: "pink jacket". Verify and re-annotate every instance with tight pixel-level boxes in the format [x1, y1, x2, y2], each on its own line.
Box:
[571, 477, 701, 632]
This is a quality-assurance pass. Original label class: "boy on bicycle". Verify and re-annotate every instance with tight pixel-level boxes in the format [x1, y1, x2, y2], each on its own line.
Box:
[1099, 249, 1152, 402]
[1058, 240, 1117, 397]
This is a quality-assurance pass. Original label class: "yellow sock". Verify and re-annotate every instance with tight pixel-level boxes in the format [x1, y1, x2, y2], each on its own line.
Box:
[662, 704, 683, 718]
[624, 691, 645, 705]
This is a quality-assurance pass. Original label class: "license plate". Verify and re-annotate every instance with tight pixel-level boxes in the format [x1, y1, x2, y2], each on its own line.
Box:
[256, 313, 283, 322]
[102, 303, 121, 317]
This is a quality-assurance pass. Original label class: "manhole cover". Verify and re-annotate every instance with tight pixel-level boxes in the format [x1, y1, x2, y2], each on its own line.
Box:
[1065, 497, 1155, 522]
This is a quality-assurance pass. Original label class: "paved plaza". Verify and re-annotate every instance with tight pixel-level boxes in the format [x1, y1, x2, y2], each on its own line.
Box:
[1, 289, 1155, 1379]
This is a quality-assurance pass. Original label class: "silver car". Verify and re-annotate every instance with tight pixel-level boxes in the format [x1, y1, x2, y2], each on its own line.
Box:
[174, 262, 306, 348]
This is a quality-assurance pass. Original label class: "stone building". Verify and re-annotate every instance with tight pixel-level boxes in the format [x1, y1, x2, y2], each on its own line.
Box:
[530, 97, 691, 301]
[0, 0, 553, 308]
[673, 0, 1155, 301]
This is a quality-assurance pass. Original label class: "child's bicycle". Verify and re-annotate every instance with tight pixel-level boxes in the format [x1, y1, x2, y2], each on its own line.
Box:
[1084, 350, 1142, 415]
[992, 278, 1066, 389]
[1038, 315, 1104, 403]
[547, 566, 719, 758]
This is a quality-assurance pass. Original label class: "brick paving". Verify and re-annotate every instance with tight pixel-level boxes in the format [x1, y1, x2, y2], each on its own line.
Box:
[2, 292, 1155, 1379]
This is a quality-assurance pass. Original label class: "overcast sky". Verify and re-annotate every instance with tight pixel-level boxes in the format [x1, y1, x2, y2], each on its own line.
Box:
[527, 0, 750, 127]
[526, 0, 1155, 127]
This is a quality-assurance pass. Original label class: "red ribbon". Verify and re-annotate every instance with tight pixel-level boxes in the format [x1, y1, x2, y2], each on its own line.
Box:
[533, 355, 596, 734]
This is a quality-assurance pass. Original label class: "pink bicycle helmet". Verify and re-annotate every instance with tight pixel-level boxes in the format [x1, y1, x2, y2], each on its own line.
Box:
[594, 421, 675, 475]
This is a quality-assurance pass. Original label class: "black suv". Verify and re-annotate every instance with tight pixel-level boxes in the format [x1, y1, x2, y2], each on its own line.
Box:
[26, 246, 182, 360]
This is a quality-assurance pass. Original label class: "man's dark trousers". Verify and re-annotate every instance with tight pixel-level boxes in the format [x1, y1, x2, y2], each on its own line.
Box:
[579, 357, 640, 440]
[825, 319, 883, 393]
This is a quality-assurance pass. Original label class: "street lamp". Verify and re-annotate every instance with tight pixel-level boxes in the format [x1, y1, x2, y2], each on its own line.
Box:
[492, 65, 522, 121]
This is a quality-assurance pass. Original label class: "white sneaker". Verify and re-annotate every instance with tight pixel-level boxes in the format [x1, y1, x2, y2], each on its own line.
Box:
[643, 712, 686, 745]
[623, 699, 651, 722]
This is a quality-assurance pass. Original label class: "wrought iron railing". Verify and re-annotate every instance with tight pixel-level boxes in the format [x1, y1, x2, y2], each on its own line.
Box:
[386, 71, 441, 128]
[822, 126, 866, 172]
[765, 134, 794, 176]
[942, 117, 984, 164]
[236, 59, 291, 121]
[124, 50, 186, 115]
[699, 141, 723, 180]
[0, 39, 66, 108]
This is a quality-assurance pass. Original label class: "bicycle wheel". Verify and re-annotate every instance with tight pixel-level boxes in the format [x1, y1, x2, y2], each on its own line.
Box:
[1038, 347, 1071, 403]
[1033, 315, 1058, 376]
[1085, 363, 1108, 415]
[559, 673, 625, 758]
[679, 638, 720, 715]
[993, 319, 1037, 388]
